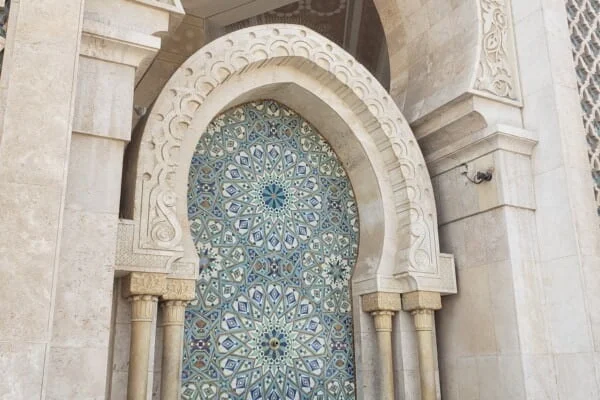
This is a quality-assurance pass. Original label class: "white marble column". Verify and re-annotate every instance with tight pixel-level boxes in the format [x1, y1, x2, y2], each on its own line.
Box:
[159, 279, 196, 400]
[402, 291, 442, 400]
[361, 292, 402, 400]
[123, 272, 167, 400]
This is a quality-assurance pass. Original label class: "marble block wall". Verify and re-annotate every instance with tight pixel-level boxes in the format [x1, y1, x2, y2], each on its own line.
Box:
[432, 1, 600, 399]
[0, 0, 87, 398]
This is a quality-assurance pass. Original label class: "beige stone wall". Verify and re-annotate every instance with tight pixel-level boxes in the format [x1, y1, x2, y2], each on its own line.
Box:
[0, 0, 175, 398]
[0, 1, 86, 398]
[430, 1, 600, 399]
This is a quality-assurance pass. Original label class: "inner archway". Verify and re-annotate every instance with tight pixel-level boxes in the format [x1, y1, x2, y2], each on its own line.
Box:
[182, 100, 359, 399]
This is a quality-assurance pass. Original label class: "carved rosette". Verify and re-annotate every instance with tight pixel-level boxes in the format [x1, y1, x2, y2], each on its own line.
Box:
[474, 0, 520, 101]
[131, 24, 446, 290]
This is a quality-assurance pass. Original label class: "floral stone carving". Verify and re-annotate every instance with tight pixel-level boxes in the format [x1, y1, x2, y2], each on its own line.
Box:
[475, 0, 520, 101]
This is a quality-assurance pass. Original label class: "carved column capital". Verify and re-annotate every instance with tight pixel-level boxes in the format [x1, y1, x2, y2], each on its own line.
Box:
[122, 272, 167, 298]
[402, 291, 442, 313]
[162, 278, 196, 302]
[372, 311, 395, 332]
[361, 291, 402, 313]
[129, 295, 158, 322]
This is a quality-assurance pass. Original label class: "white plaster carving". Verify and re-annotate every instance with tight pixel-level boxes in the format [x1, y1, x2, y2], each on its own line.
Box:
[123, 24, 456, 294]
[474, 0, 521, 103]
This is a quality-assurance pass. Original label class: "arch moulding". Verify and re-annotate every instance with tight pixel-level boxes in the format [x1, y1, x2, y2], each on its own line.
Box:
[117, 24, 456, 296]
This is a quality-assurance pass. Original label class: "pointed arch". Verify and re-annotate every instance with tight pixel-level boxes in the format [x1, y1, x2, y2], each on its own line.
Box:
[119, 23, 455, 297]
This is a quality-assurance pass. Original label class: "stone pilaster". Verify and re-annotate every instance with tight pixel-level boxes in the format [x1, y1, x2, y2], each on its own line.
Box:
[122, 272, 167, 400]
[159, 279, 196, 400]
[402, 291, 442, 400]
[362, 292, 402, 400]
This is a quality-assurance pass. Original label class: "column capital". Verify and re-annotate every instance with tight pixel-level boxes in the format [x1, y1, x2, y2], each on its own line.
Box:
[122, 272, 167, 298]
[162, 278, 196, 302]
[361, 291, 402, 313]
[402, 291, 442, 312]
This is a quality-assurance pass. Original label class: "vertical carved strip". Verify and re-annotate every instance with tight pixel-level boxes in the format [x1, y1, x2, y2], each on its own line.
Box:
[475, 0, 520, 101]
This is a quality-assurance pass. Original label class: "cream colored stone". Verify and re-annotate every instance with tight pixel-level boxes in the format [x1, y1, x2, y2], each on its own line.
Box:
[45, 346, 110, 399]
[362, 292, 402, 313]
[159, 301, 187, 400]
[402, 291, 442, 400]
[73, 57, 136, 141]
[0, 343, 45, 399]
[122, 272, 168, 298]
[127, 295, 159, 400]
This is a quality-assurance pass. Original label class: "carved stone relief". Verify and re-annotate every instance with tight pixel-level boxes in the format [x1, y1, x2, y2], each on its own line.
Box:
[124, 24, 455, 294]
[474, 0, 521, 102]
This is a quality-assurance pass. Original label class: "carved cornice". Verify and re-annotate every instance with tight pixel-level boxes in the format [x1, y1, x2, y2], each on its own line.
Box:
[115, 220, 196, 276]
[162, 278, 196, 301]
[402, 291, 442, 312]
[361, 292, 402, 313]
[473, 0, 521, 104]
[80, 19, 161, 83]
[122, 272, 167, 298]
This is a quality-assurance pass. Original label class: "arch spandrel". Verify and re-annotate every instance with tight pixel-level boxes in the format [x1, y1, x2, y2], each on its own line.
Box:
[372, 0, 521, 123]
[119, 24, 456, 295]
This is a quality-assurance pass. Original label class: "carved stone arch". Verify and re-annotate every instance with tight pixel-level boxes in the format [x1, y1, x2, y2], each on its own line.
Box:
[119, 23, 456, 295]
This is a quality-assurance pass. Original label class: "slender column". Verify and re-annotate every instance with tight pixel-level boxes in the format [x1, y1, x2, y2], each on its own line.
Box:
[402, 291, 442, 400]
[122, 272, 167, 400]
[362, 292, 402, 400]
[160, 279, 196, 400]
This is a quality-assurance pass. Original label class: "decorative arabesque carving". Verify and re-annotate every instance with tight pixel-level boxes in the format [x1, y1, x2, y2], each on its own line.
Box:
[566, 0, 600, 215]
[475, 0, 519, 101]
[130, 24, 451, 292]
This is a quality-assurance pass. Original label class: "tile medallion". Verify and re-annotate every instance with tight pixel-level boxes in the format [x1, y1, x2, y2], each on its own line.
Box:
[183, 100, 359, 399]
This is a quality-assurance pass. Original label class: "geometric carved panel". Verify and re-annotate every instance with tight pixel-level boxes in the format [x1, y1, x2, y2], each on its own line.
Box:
[566, 0, 600, 215]
[182, 100, 358, 399]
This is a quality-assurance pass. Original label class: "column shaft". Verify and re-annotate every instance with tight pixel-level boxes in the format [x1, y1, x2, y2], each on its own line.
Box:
[128, 295, 157, 400]
[373, 311, 395, 400]
[361, 292, 402, 400]
[413, 310, 436, 400]
[403, 291, 442, 400]
[160, 301, 187, 400]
